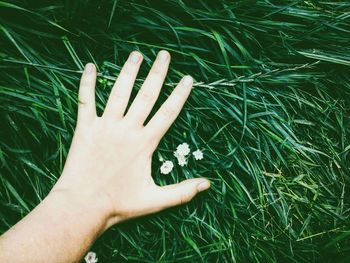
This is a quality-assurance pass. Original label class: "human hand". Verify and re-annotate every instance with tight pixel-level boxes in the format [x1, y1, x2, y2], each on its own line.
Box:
[52, 50, 211, 228]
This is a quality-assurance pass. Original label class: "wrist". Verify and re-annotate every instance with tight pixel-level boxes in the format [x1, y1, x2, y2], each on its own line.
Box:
[48, 186, 112, 232]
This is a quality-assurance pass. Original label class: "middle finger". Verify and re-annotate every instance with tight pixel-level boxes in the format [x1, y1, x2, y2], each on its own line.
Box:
[125, 50, 170, 126]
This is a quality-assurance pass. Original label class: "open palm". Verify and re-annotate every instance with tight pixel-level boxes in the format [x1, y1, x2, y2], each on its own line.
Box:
[52, 50, 211, 227]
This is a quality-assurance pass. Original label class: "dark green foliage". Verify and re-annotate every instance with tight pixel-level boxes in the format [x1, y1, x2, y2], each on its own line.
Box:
[1, 1, 350, 262]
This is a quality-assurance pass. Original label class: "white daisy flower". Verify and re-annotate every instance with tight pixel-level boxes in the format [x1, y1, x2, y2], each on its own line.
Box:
[177, 154, 187, 167]
[174, 151, 188, 166]
[84, 251, 98, 263]
[176, 143, 190, 156]
[160, 160, 174, 174]
[193, 149, 204, 160]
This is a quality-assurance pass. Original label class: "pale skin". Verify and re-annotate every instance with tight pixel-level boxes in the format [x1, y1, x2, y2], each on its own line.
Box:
[0, 50, 211, 263]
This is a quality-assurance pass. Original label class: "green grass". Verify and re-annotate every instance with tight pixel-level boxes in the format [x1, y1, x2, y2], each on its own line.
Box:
[1, 0, 350, 262]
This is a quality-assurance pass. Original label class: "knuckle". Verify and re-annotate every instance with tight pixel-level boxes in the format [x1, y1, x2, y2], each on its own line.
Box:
[80, 78, 91, 88]
[151, 66, 163, 75]
[180, 192, 192, 205]
[172, 93, 185, 106]
[139, 89, 155, 104]
[161, 106, 176, 119]
[77, 95, 86, 105]
[111, 90, 125, 102]
[80, 72, 94, 84]
[122, 63, 135, 75]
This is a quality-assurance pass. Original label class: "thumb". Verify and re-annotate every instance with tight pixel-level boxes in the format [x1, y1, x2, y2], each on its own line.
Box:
[155, 178, 211, 210]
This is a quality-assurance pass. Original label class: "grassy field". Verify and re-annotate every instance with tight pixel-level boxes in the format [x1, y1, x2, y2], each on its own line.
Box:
[1, 1, 350, 262]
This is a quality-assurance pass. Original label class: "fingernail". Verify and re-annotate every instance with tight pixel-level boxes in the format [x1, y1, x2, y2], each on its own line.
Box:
[157, 50, 169, 62]
[182, 75, 193, 86]
[85, 63, 94, 73]
[197, 180, 210, 192]
[129, 51, 141, 64]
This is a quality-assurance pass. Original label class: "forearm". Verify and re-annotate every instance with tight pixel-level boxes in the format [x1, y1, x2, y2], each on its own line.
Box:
[0, 189, 109, 263]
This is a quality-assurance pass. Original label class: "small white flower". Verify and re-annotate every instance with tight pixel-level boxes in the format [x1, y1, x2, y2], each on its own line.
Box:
[177, 154, 187, 167]
[160, 160, 174, 174]
[193, 149, 204, 160]
[85, 251, 98, 263]
[176, 143, 190, 156]
[174, 151, 188, 166]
